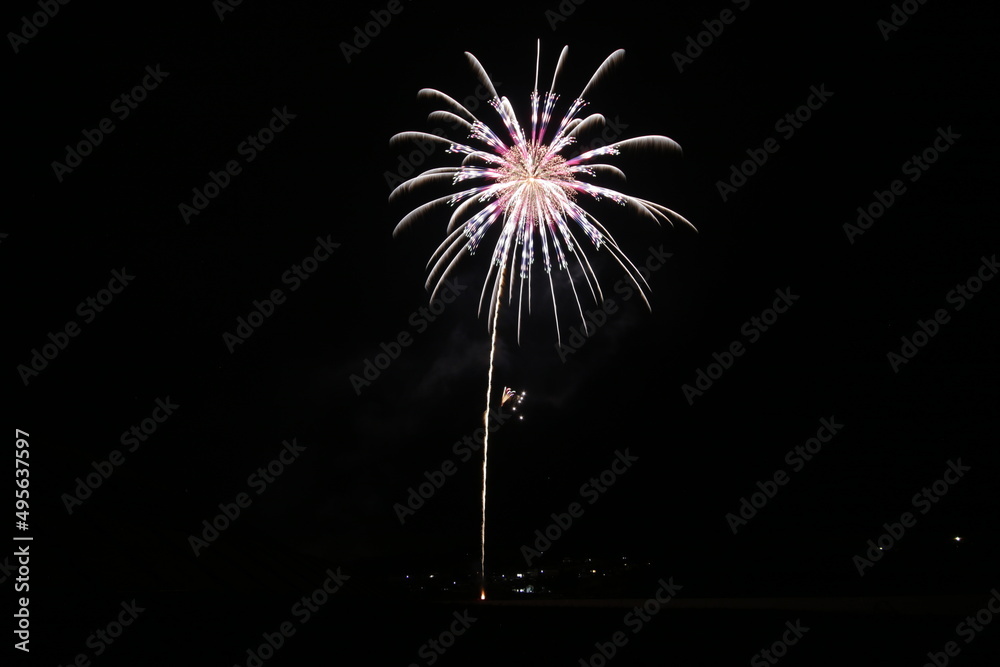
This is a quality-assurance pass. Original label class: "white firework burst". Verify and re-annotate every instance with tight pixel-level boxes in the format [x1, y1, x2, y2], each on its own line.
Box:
[390, 42, 694, 345]
[391, 43, 694, 600]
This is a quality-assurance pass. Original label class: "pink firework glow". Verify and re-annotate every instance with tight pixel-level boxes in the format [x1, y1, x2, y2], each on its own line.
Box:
[391, 41, 694, 345]
[391, 42, 692, 600]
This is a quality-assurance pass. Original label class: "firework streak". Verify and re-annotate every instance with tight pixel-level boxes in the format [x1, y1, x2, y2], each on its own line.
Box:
[392, 41, 692, 598]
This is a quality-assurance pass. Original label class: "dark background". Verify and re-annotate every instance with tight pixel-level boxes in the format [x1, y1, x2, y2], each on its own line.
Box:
[7, 0, 999, 664]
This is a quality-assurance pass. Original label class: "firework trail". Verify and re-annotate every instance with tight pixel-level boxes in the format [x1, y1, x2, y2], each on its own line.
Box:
[391, 41, 693, 599]
[480, 265, 505, 600]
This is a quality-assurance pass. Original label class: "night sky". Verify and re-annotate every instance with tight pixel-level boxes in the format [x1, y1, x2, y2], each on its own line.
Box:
[8, 1, 1000, 664]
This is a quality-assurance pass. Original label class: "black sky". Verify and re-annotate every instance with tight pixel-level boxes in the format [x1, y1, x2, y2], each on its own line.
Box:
[7, 0, 1000, 664]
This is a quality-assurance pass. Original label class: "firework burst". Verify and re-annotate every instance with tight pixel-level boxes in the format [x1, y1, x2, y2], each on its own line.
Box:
[391, 42, 694, 345]
[391, 42, 693, 599]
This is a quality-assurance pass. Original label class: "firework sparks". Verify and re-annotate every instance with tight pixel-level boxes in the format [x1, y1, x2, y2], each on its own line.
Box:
[392, 41, 693, 600]
[500, 387, 525, 408]
[391, 42, 694, 344]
